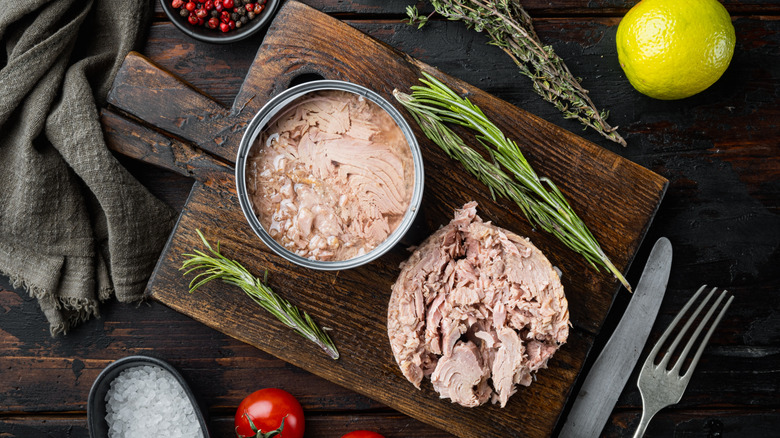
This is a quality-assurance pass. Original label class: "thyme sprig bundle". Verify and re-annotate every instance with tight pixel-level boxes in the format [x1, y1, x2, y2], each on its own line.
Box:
[181, 230, 339, 359]
[394, 73, 631, 291]
[406, 1, 626, 147]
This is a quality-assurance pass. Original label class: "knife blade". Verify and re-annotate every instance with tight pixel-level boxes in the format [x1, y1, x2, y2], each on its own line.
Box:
[558, 237, 673, 438]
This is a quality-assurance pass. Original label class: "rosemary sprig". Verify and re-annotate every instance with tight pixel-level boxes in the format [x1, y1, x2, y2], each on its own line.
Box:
[181, 230, 339, 359]
[393, 72, 631, 291]
[406, 1, 626, 147]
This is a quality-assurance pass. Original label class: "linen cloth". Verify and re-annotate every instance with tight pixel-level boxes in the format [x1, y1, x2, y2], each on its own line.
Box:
[0, 0, 177, 334]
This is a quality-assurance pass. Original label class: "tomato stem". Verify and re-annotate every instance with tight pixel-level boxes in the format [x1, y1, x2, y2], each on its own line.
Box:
[236, 412, 287, 438]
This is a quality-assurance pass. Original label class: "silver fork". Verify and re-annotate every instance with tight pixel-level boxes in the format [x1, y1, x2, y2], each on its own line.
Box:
[632, 285, 734, 438]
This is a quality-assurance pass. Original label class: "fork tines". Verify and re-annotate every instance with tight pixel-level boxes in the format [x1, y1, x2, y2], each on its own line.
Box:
[649, 285, 734, 377]
[633, 286, 734, 438]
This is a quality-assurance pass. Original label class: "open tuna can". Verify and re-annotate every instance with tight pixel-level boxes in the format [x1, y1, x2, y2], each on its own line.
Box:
[236, 80, 424, 270]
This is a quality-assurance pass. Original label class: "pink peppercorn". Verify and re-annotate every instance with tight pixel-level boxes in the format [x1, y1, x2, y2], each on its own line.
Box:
[172, 0, 264, 33]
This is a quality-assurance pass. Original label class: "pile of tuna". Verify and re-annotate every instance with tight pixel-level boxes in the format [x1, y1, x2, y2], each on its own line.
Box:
[387, 202, 569, 407]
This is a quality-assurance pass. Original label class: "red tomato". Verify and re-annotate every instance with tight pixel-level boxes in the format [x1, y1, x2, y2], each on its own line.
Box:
[235, 388, 304, 438]
[341, 431, 386, 438]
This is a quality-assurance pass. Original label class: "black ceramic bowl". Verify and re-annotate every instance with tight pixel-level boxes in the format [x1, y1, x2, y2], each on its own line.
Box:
[87, 355, 211, 438]
[160, 0, 279, 44]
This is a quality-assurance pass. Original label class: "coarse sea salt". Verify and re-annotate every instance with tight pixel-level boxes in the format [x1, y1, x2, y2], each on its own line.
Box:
[105, 365, 204, 438]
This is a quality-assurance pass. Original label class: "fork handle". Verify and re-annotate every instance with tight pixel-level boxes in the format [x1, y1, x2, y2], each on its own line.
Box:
[632, 406, 659, 438]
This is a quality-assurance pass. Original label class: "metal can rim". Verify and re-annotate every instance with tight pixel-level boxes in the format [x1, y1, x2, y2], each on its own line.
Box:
[235, 80, 424, 270]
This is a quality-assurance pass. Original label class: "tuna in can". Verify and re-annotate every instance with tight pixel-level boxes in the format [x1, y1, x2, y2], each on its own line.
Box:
[236, 80, 424, 270]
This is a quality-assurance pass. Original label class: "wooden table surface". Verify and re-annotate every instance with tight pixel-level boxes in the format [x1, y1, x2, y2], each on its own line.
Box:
[2, 1, 778, 437]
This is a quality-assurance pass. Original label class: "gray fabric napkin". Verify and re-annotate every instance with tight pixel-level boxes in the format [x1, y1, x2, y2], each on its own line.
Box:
[0, 0, 177, 334]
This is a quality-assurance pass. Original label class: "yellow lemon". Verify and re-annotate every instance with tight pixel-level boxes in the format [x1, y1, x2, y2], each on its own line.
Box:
[616, 0, 736, 100]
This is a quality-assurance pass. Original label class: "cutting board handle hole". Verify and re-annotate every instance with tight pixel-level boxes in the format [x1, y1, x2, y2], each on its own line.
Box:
[288, 72, 325, 88]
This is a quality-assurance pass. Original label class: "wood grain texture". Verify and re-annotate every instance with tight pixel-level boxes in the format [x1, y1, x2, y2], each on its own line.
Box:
[3, 3, 776, 438]
[0, 413, 455, 437]
[6, 409, 780, 438]
[150, 178, 592, 438]
[0, 275, 383, 415]
[107, 53, 242, 159]
[124, 0, 670, 331]
[110, 6, 778, 435]
[153, 0, 780, 17]
[102, 109, 234, 185]
[3, 275, 777, 425]
[98, 2, 667, 437]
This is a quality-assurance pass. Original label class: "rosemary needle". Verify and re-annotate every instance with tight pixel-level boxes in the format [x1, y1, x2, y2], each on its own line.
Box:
[181, 230, 339, 359]
[394, 72, 631, 291]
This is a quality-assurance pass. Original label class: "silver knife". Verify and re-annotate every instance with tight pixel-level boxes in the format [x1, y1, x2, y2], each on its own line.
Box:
[558, 237, 673, 438]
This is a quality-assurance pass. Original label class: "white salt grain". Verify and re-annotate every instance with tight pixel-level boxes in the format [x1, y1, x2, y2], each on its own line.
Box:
[105, 365, 204, 438]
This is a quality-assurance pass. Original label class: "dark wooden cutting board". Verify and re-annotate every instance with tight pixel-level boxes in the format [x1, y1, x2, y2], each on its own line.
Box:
[100, 2, 667, 437]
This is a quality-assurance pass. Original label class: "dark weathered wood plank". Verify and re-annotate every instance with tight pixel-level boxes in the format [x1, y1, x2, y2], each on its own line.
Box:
[3, 274, 777, 414]
[115, 156, 194, 211]
[141, 15, 780, 159]
[603, 409, 780, 437]
[210, 414, 457, 437]
[107, 52, 243, 159]
[3, 3, 777, 438]
[611, 284, 780, 410]
[0, 413, 456, 438]
[0, 278, 385, 415]
[153, 0, 780, 17]
[102, 109, 234, 185]
[4, 409, 780, 438]
[141, 22, 261, 107]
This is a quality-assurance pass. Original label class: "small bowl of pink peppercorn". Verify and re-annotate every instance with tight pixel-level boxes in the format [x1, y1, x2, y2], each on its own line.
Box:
[160, 0, 279, 44]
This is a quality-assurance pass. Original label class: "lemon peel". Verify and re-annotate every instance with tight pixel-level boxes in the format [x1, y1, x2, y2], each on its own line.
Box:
[616, 0, 735, 100]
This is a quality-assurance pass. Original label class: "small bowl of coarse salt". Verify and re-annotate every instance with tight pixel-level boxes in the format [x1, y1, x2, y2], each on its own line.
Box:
[87, 355, 210, 438]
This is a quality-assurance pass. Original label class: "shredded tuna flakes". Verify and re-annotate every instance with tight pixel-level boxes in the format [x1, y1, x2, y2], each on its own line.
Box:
[387, 202, 569, 408]
[247, 90, 414, 261]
